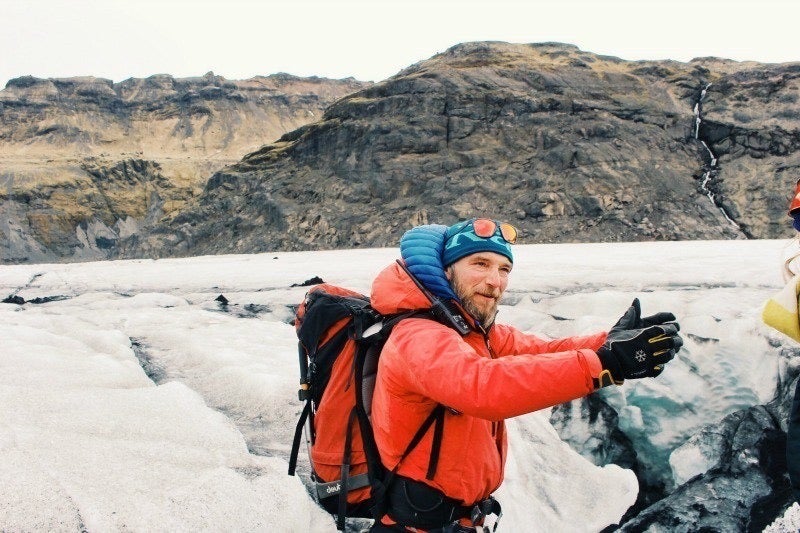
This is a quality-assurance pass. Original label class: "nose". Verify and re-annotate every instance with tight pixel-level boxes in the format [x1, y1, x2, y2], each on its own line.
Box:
[485, 267, 503, 288]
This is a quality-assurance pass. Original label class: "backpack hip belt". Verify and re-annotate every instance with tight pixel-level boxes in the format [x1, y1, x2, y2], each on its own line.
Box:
[384, 475, 502, 531]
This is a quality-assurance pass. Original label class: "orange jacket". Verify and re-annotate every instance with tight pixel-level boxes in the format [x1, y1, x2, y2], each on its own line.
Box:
[370, 261, 607, 506]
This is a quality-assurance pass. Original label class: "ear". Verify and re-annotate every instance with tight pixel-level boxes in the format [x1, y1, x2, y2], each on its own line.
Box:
[445, 265, 453, 281]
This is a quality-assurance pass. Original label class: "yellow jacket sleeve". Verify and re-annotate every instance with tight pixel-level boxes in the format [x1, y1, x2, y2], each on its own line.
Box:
[763, 274, 800, 342]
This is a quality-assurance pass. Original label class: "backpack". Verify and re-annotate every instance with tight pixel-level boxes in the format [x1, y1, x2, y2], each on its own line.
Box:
[287, 281, 457, 530]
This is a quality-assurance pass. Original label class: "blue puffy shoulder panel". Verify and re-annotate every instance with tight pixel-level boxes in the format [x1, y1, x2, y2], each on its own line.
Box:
[399, 224, 458, 302]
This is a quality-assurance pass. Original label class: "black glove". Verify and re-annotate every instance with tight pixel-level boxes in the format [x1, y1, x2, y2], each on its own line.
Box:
[595, 299, 683, 388]
[609, 298, 676, 332]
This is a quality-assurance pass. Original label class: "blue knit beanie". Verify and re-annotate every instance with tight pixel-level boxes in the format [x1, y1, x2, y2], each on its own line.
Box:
[442, 219, 514, 267]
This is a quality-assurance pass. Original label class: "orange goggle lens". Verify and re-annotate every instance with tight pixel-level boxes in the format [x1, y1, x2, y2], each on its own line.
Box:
[471, 218, 518, 244]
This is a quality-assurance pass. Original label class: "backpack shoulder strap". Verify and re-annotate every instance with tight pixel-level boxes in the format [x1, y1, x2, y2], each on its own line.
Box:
[288, 401, 311, 476]
[382, 312, 447, 480]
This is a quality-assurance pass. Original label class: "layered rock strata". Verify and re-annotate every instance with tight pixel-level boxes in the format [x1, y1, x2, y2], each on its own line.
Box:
[128, 43, 800, 259]
[0, 72, 369, 262]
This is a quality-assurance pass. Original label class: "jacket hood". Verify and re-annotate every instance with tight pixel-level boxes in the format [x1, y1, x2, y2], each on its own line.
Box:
[370, 261, 433, 315]
[399, 224, 458, 302]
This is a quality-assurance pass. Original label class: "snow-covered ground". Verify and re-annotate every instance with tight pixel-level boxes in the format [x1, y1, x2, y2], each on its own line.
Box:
[1, 239, 797, 531]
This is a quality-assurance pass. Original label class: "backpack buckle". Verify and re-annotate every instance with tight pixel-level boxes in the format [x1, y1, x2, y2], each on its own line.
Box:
[298, 383, 310, 401]
[470, 496, 502, 531]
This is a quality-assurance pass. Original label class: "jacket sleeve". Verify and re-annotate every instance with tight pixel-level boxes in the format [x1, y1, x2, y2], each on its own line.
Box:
[383, 319, 604, 421]
[490, 323, 607, 356]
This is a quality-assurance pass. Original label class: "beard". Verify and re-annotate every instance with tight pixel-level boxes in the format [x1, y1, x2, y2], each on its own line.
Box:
[450, 275, 501, 326]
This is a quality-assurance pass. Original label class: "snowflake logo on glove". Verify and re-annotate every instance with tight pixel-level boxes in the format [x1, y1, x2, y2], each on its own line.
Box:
[635, 350, 647, 362]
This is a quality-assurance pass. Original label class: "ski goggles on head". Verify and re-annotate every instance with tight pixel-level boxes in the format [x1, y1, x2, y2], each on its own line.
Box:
[470, 218, 519, 244]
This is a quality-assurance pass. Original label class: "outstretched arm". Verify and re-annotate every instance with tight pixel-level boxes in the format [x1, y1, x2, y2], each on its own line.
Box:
[384, 320, 603, 421]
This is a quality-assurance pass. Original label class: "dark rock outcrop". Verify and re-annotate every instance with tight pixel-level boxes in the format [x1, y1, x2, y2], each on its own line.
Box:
[618, 367, 799, 532]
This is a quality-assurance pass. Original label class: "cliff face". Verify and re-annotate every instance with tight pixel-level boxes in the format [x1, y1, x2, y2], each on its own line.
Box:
[698, 63, 800, 238]
[0, 72, 370, 262]
[3, 42, 800, 264]
[126, 42, 800, 259]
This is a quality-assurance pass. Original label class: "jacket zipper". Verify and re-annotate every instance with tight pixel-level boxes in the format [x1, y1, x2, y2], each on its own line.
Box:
[483, 331, 499, 437]
[476, 322, 504, 491]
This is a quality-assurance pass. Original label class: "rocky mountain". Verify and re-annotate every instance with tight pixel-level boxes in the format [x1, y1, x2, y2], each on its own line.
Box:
[3, 43, 800, 263]
[120, 42, 800, 259]
[0, 72, 369, 262]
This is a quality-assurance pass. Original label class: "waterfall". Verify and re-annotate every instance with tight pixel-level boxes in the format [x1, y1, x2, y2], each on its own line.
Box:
[693, 84, 743, 232]
[694, 103, 701, 139]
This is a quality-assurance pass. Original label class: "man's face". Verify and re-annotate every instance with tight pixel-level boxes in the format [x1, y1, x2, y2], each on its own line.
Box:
[446, 251, 512, 326]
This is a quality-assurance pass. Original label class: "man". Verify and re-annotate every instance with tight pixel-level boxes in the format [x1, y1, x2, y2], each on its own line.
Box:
[367, 219, 683, 531]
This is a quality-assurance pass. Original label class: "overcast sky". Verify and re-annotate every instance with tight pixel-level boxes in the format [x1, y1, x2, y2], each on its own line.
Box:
[2, 0, 798, 87]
